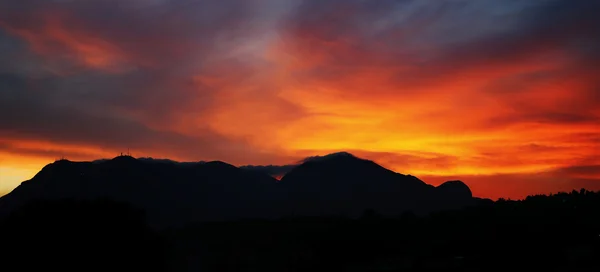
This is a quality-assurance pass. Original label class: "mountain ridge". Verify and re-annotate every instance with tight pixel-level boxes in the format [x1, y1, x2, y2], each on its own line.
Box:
[0, 152, 475, 228]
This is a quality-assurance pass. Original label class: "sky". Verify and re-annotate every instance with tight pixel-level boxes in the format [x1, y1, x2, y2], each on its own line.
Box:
[0, 0, 599, 199]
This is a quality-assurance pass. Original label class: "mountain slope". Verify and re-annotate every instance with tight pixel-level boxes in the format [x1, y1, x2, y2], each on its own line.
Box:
[278, 152, 467, 217]
[0, 156, 282, 227]
[0, 153, 475, 227]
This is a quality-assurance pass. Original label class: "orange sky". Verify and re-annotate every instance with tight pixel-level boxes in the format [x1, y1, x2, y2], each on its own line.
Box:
[0, 0, 599, 199]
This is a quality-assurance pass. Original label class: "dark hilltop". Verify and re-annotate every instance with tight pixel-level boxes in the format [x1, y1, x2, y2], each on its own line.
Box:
[0, 152, 476, 228]
[1, 152, 599, 271]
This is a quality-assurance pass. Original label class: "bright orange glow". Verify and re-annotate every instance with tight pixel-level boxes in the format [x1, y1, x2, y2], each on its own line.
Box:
[0, 153, 50, 196]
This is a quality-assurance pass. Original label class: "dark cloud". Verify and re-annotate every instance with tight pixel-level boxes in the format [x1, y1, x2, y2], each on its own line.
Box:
[444, 3, 599, 61]
[0, 0, 256, 68]
[278, 0, 600, 99]
[0, 72, 250, 159]
[555, 165, 600, 179]
[0, 141, 95, 161]
[0, 0, 295, 164]
[486, 112, 600, 127]
[0, 0, 265, 123]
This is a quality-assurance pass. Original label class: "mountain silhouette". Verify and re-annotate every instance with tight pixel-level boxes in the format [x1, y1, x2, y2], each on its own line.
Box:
[0, 152, 474, 228]
[279, 152, 472, 217]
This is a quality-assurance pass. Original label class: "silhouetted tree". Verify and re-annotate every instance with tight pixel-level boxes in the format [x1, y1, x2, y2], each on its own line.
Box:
[159, 189, 600, 271]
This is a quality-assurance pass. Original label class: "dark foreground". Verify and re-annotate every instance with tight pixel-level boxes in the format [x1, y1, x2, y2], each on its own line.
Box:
[1, 190, 600, 272]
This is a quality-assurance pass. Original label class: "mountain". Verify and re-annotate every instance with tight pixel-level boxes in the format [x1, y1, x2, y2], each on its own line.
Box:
[278, 152, 472, 217]
[0, 156, 283, 228]
[0, 153, 474, 228]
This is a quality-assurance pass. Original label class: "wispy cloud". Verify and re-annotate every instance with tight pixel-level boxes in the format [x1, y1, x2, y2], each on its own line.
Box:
[0, 0, 599, 198]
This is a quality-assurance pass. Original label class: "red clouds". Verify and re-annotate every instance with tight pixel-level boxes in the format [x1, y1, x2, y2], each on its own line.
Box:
[0, 0, 599, 198]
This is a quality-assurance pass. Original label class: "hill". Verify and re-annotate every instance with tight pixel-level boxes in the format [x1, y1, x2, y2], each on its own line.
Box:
[0, 153, 475, 228]
[279, 152, 472, 217]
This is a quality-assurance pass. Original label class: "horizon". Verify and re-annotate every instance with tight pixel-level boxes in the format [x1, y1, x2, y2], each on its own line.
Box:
[1, 0, 599, 200]
[0, 152, 594, 201]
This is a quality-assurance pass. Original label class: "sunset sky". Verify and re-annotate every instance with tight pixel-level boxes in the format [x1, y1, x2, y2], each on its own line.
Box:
[0, 0, 599, 199]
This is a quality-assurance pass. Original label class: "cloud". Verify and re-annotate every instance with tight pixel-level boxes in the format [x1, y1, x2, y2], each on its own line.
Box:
[1, 0, 600, 199]
[0, 0, 263, 123]
[0, 0, 301, 166]
[274, 0, 600, 118]
[0, 72, 239, 159]
[0, 0, 258, 71]
[555, 164, 600, 179]
[0, 140, 96, 161]
[266, 0, 600, 167]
